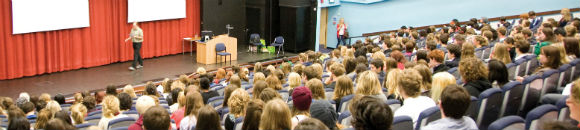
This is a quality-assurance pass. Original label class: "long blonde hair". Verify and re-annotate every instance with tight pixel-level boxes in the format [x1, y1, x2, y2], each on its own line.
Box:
[102, 95, 120, 118]
[561, 8, 571, 21]
[430, 72, 457, 103]
[71, 103, 87, 125]
[45, 101, 62, 116]
[333, 75, 354, 100]
[385, 69, 403, 99]
[552, 43, 570, 64]
[288, 72, 302, 89]
[228, 89, 250, 117]
[492, 44, 512, 64]
[356, 71, 382, 96]
[252, 72, 266, 85]
[35, 109, 52, 129]
[260, 99, 292, 130]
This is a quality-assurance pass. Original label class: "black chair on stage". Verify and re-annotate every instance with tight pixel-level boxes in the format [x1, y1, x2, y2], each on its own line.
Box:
[249, 33, 261, 52]
[215, 43, 231, 64]
[271, 36, 285, 56]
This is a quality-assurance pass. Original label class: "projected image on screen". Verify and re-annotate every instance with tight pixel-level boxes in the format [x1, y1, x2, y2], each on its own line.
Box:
[11, 0, 90, 34]
[128, 0, 186, 23]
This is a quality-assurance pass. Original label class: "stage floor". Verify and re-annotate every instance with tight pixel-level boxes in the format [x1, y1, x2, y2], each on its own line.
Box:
[0, 51, 296, 98]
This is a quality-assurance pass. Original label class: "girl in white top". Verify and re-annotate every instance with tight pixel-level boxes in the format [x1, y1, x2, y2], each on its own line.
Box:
[98, 95, 127, 130]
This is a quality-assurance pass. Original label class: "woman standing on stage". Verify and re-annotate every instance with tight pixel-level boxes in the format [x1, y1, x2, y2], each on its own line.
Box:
[125, 22, 144, 71]
[336, 18, 347, 48]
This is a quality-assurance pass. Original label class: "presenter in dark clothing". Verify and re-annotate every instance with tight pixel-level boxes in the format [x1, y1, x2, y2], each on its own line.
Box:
[125, 22, 144, 71]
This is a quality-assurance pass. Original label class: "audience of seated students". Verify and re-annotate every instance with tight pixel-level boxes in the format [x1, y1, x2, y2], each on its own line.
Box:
[260, 99, 292, 130]
[143, 106, 171, 130]
[492, 43, 512, 64]
[488, 59, 509, 88]
[394, 69, 436, 126]
[98, 95, 128, 130]
[369, 59, 386, 84]
[118, 93, 132, 112]
[517, 46, 563, 82]
[349, 95, 393, 130]
[564, 37, 580, 60]
[355, 71, 388, 101]
[224, 89, 250, 130]
[422, 85, 478, 130]
[241, 99, 264, 130]
[460, 57, 492, 97]
[130, 95, 156, 130]
[291, 86, 312, 128]
[445, 44, 461, 68]
[534, 28, 557, 55]
[195, 105, 223, 130]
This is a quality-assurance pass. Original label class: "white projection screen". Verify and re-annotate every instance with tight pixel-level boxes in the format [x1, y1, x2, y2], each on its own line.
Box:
[127, 0, 186, 23]
[11, 0, 90, 34]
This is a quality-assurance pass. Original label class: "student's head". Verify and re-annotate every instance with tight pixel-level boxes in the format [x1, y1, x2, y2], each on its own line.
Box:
[492, 43, 512, 64]
[185, 91, 204, 116]
[473, 35, 488, 47]
[54, 110, 72, 125]
[368, 59, 383, 73]
[70, 103, 87, 125]
[117, 93, 132, 111]
[567, 79, 580, 122]
[330, 63, 346, 77]
[135, 95, 156, 115]
[343, 57, 357, 74]
[445, 44, 460, 60]
[143, 106, 171, 130]
[199, 77, 210, 90]
[18, 102, 34, 114]
[488, 59, 509, 86]
[355, 71, 382, 96]
[259, 88, 281, 103]
[230, 75, 242, 88]
[195, 105, 223, 130]
[7, 116, 29, 130]
[288, 72, 302, 89]
[144, 83, 157, 96]
[515, 40, 530, 54]
[439, 85, 471, 119]
[539, 27, 555, 42]
[333, 75, 354, 100]
[349, 96, 393, 130]
[461, 42, 476, 59]
[265, 75, 282, 90]
[123, 85, 137, 98]
[293, 118, 330, 130]
[44, 118, 76, 130]
[82, 96, 96, 111]
[390, 51, 406, 63]
[385, 69, 402, 99]
[564, 37, 580, 58]
[260, 99, 292, 130]
[242, 99, 265, 130]
[306, 79, 326, 100]
[565, 25, 577, 37]
[355, 63, 368, 75]
[413, 65, 432, 90]
[35, 109, 51, 129]
[459, 57, 488, 82]
[426, 41, 437, 51]
[439, 33, 449, 44]
[106, 85, 118, 96]
[292, 87, 313, 116]
[102, 95, 120, 118]
[428, 49, 445, 65]
[430, 72, 457, 103]
[45, 101, 61, 116]
[539, 46, 562, 69]
[228, 89, 250, 117]
[398, 69, 422, 99]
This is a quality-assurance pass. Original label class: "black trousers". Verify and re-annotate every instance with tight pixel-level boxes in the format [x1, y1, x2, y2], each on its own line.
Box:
[132, 42, 143, 68]
[336, 35, 346, 48]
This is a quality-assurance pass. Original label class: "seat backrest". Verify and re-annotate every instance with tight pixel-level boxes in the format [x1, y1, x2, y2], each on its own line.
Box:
[465, 96, 479, 120]
[338, 111, 351, 124]
[386, 99, 402, 112]
[84, 115, 102, 124]
[110, 126, 129, 130]
[482, 47, 492, 59]
[540, 69, 559, 96]
[87, 110, 102, 117]
[557, 64, 572, 88]
[514, 58, 528, 77]
[520, 75, 543, 116]
[525, 55, 540, 75]
[75, 123, 97, 129]
[476, 88, 503, 130]
[339, 95, 355, 113]
[216, 43, 226, 52]
[555, 96, 570, 121]
[233, 117, 244, 130]
[525, 104, 559, 130]
[122, 111, 140, 120]
[500, 81, 524, 117]
[488, 116, 525, 130]
[208, 96, 225, 106]
[250, 34, 260, 43]
[447, 67, 460, 80]
[212, 86, 226, 96]
[392, 116, 413, 130]
[506, 63, 517, 81]
[325, 91, 334, 100]
[108, 117, 137, 129]
[415, 106, 441, 130]
[274, 36, 284, 44]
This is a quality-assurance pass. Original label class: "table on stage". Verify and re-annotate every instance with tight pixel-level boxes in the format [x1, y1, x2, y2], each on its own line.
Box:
[196, 34, 238, 64]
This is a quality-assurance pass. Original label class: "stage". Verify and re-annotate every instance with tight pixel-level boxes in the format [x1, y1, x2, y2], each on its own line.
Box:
[0, 51, 296, 98]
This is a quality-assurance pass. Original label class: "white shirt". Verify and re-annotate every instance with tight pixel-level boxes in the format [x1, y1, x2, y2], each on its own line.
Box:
[291, 115, 309, 129]
[394, 96, 436, 127]
[98, 114, 128, 130]
[169, 103, 180, 113]
[180, 115, 198, 130]
[338, 24, 346, 35]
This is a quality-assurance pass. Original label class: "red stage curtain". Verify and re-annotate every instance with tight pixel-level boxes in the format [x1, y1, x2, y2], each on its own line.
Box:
[0, 0, 200, 80]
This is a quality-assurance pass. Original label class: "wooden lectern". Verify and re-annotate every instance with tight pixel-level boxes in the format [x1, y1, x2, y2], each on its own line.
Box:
[196, 35, 238, 64]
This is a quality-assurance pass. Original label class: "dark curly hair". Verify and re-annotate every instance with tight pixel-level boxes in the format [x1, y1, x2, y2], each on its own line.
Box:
[349, 96, 393, 130]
